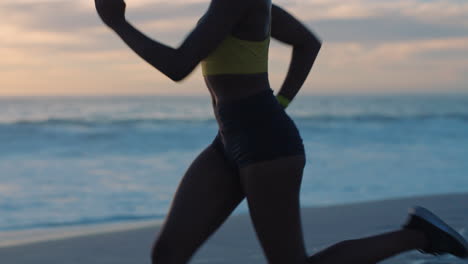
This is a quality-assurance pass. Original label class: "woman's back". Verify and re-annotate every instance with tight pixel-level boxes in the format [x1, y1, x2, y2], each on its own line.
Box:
[202, 0, 273, 105]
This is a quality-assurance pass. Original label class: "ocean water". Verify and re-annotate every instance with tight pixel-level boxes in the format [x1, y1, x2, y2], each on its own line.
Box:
[0, 93, 467, 234]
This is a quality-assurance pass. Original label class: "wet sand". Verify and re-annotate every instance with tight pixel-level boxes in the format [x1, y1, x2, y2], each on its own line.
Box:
[0, 193, 467, 264]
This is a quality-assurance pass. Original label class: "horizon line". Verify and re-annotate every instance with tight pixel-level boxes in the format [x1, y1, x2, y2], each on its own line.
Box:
[1, 90, 467, 98]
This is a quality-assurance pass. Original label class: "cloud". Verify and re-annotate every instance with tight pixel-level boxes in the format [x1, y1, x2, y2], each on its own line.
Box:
[0, 0, 208, 53]
[401, 0, 468, 26]
[0, 25, 94, 46]
[0, 0, 467, 95]
[302, 37, 468, 93]
[307, 16, 468, 44]
[2, 0, 466, 50]
[284, 0, 468, 25]
[0, 1, 97, 32]
[0, 1, 208, 32]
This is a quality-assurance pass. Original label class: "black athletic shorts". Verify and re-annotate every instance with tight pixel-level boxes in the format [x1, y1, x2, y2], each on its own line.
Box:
[211, 88, 305, 170]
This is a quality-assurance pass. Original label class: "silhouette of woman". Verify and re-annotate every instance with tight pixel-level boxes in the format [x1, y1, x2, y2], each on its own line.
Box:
[94, 0, 468, 263]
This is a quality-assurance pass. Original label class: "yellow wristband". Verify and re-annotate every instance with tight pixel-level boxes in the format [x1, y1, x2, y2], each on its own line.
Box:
[276, 95, 291, 108]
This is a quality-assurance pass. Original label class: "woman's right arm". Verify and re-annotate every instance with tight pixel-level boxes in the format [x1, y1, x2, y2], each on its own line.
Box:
[271, 4, 322, 106]
[95, 0, 251, 82]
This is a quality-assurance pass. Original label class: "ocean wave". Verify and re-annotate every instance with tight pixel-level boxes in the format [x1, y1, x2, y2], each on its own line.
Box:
[0, 214, 164, 232]
[294, 113, 468, 122]
[0, 113, 467, 127]
[0, 117, 215, 127]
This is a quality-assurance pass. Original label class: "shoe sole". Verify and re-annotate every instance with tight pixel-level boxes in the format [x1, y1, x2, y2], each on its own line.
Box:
[410, 206, 468, 258]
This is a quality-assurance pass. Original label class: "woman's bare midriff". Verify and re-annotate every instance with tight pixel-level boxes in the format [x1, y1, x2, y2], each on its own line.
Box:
[204, 72, 271, 105]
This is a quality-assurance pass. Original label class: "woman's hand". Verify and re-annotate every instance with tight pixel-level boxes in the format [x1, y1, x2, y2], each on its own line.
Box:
[95, 0, 127, 29]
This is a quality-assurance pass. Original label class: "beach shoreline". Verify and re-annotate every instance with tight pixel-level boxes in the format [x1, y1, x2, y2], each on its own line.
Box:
[0, 192, 467, 264]
[0, 219, 165, 249]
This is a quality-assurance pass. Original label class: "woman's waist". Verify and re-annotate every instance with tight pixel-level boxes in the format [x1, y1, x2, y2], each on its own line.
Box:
[205, 73, 271, 104]
[214, 88, 286, 130]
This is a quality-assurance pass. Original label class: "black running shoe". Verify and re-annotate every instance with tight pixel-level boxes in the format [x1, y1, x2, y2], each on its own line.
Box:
[402, 206, 468, 258]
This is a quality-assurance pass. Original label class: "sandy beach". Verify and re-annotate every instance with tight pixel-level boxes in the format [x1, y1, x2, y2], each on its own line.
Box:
[0, 193, 467, 264]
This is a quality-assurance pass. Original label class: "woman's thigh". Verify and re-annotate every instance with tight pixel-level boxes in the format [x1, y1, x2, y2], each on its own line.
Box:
[152, 142, 245, 264]
[239, 154, 308, 264]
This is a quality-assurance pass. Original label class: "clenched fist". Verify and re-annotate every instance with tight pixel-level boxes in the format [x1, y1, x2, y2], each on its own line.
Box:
[95, 0, 127, 29]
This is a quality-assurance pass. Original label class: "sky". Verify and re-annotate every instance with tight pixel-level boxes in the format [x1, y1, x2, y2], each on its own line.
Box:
[0, 0, 467, 96]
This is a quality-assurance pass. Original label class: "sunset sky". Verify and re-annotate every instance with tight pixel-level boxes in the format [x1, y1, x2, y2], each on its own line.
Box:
[1, 0, 467, 96]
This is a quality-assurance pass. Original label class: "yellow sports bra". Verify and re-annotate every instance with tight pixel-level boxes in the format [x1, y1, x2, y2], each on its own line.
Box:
[199, 17, 271, 76]
[201, 35, 270, 76]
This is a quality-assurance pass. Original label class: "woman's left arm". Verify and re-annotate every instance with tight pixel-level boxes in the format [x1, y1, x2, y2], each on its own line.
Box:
[95, 0, 251, 82]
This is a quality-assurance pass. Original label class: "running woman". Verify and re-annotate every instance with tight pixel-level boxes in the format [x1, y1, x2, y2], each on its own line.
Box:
[94, 0, 468, 263]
